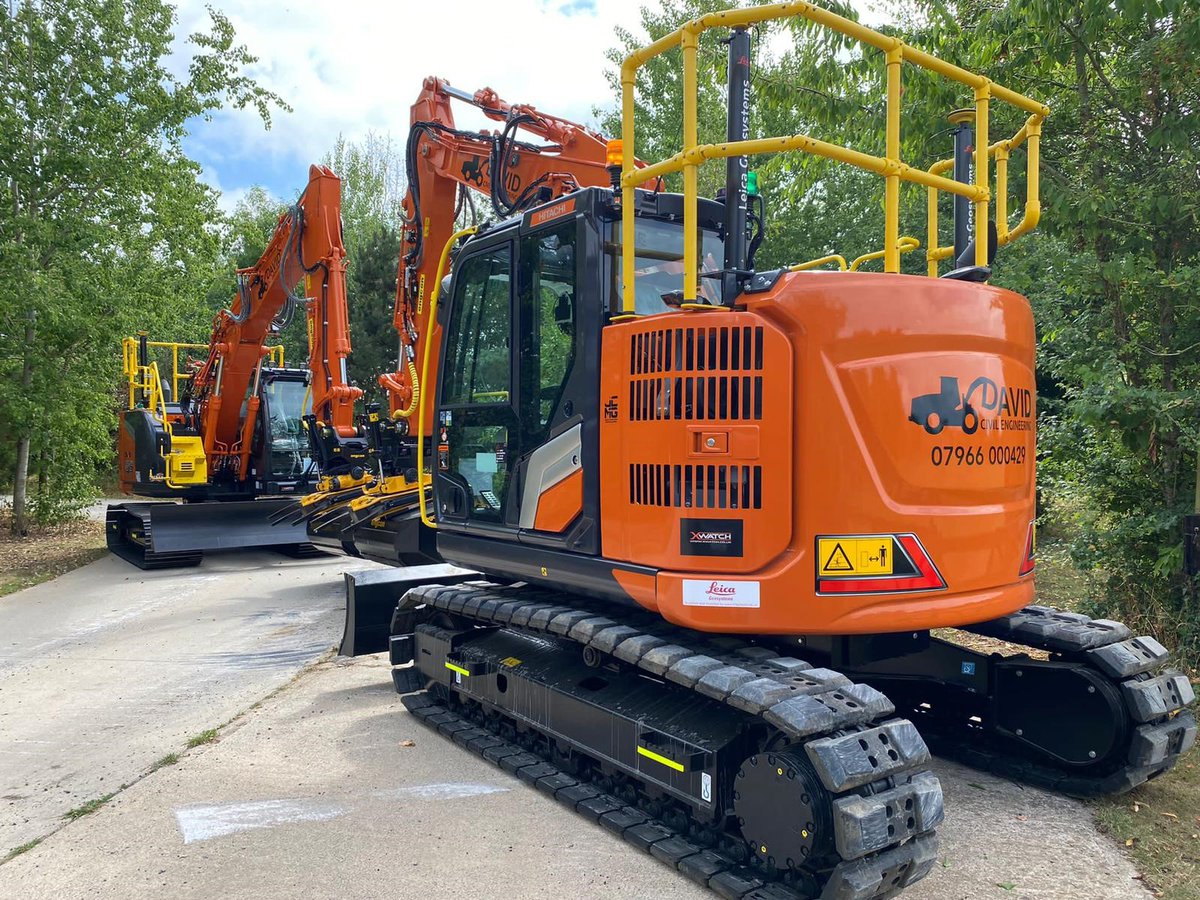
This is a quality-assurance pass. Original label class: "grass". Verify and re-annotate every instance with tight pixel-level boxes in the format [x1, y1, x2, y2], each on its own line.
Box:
[62, 791, 117, 822]
[1093, 747, 1200, 900]
[186, 729, 218, 749]
[1035, 541, 1200, 898]
[2, 838, 42, 863]
[0, 515, 106, 598]
[150, 752, 180, 770]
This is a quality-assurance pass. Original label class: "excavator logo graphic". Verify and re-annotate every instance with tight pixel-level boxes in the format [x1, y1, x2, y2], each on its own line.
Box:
[909, 375, 1033, 435]
[908, 376, 981, 435]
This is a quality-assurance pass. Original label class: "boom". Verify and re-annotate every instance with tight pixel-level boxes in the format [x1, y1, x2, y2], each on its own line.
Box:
[381, 77, 650, 433]
[188, 164, 361, 482]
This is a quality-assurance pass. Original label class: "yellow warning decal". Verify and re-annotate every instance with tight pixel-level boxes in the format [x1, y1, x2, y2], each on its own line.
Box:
[636, 745, 684, 772]
[445, 661, 470, 677]
[818, 536, 894, 576]
[499, 657, 522, 667]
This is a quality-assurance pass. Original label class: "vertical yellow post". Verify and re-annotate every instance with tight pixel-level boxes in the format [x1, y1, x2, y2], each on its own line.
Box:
[994, 146, 1009, 243]
[974, 83, 990, 267]
[884, 47, 903, 274]
[621, 69, 636, 312]
[1025, 119, 1041, 229]
[682, 29, 699, 301]
[926, 186, 939, 277]
[172, 344, 180, 400]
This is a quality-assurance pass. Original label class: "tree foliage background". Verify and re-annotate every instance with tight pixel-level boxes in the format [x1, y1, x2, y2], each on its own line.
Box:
[600, 0, 1200, 659]
[0, 0, 285, 531]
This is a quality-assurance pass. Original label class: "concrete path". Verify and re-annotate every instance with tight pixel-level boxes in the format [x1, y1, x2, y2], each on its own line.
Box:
[0, 554, 1149, 899]
[0, 549, 378, 851]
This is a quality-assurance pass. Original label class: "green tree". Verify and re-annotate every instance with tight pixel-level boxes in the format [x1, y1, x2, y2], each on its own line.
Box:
[0, 0, 286, 532]
[346, 224, 402, 406]
[322, 132, 406, 402]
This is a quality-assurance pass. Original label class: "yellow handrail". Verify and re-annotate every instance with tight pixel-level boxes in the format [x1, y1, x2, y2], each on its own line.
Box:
[122, 337, 285, 408]
[417, 225, 478, 530]
[925, 117, 1042, 275]
[618, 2, 1049, 307]
[790, 254, 848, 272]
[850, 236, 920, 272]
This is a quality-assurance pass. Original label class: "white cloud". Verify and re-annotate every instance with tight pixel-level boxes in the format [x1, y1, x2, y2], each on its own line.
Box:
[172, 0, 883, 205]
[172, 0, 648, 201]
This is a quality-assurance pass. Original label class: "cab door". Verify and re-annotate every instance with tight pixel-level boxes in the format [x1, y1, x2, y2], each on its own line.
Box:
[511, 219, 587, 544]
[436, 214, 597, 554]
[434, 239, 520, 537]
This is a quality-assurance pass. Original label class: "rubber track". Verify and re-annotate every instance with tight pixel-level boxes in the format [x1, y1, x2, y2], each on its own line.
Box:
[939, 605, 1198, 796]
[105, 506, 203, 570]
[401, 582, 944, 900]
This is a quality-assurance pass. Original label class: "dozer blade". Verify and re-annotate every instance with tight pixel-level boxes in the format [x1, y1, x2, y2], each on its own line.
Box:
[340, 567, 476, 656]
[106, 500, 319, 570]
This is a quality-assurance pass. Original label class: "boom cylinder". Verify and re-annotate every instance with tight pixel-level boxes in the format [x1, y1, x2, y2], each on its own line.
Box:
[722, 28, 752, 303]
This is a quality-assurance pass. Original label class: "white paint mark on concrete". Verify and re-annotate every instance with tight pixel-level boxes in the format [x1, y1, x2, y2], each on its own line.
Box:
[174, 798, 346, 843]
[373, 782, 510, 802]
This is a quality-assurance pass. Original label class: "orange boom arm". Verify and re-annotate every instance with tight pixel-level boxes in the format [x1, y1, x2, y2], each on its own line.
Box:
[188, 165, 361, 482]
[380, 77, 650, 432]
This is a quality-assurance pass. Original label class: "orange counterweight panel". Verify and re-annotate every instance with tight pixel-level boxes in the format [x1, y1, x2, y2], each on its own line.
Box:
[600, 312, 795, 577]
[602, 272, 1037, 635]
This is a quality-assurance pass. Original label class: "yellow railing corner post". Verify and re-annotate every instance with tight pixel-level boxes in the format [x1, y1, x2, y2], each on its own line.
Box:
[884, 46, 903, 273]
[681, 27, 700, 302]
[994, 143, 1010, 243]
[926, 184, 939, 277]
[974, 81, 991, 267]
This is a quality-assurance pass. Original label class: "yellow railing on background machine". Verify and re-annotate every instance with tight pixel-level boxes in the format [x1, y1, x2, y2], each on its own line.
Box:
[121, 336, 285, 410]
[120, 335, 285, 489]
[617, 1, 1049, 308]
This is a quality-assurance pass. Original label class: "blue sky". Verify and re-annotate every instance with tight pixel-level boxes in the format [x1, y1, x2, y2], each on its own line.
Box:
[171, 0, 643, 212]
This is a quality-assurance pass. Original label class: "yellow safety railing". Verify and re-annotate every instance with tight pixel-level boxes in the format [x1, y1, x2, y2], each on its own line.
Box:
[925, 115, 1042, 275]
[618, 1, 1050, 307]
[122, 337, 285, 409]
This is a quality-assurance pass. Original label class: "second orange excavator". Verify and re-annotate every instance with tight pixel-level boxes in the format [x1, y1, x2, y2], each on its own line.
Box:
[107, 165, 363, 568]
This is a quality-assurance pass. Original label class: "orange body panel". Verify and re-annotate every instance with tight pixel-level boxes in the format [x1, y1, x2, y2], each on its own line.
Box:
[600, 272, 1036, 635]
[116, 413, 136, 494]
[533, 468, 583, 532]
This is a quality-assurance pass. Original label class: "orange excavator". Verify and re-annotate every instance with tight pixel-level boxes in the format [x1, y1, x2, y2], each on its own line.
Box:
[288, 8, 1194, 898]
[107, 165, 365, 568]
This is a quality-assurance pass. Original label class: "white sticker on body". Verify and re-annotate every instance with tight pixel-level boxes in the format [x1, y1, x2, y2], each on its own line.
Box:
[682, 579, 761, 608]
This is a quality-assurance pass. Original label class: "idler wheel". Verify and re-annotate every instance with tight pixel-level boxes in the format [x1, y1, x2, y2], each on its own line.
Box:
[733, 747, 833, 871]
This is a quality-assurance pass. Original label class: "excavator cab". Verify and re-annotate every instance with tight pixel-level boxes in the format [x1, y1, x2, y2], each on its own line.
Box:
[250, 367, 314, 494]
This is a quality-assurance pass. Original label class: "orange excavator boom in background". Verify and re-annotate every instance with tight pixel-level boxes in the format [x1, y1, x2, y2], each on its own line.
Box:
[108, 165, 362, 568]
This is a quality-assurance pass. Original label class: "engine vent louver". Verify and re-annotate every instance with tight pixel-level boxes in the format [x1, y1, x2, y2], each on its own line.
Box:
[629, 463, 763, 510]
[631, 325, 764, 375]
[629, 374, 763, 422]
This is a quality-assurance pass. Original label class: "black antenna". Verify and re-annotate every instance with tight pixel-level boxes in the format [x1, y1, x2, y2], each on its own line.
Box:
[722, 27, 752, 304]
[948, 109, 975, 265]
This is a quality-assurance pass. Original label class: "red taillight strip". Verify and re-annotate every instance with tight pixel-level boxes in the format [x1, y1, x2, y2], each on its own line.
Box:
[1018, 522, 1036, 576]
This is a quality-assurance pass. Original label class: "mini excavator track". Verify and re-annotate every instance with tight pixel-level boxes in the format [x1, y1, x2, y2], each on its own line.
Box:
[391, 582, 945, 900]
[899, 607, 1194, 796]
